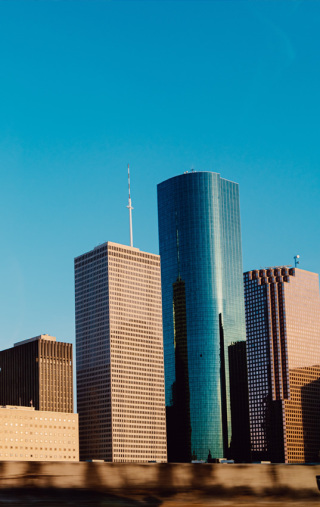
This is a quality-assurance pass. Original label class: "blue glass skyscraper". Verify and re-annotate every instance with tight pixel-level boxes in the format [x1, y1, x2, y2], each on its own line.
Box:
[157, 171, 246, 461]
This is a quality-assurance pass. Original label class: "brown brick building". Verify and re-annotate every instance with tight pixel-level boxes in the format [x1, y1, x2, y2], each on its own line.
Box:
[0, 335, 73, 413]
[244, 267, 320, 463]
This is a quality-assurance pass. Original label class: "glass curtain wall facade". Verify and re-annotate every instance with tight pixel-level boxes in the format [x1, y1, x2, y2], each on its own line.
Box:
[157, 171, 246, 461]
[244, 267, 320, 463]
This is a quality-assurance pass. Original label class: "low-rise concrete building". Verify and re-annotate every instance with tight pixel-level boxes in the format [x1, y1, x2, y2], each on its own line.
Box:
[0, 405, 79, 461]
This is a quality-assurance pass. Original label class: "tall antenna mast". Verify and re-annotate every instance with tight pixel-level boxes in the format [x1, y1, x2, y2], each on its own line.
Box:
[127, 164, 133, 247]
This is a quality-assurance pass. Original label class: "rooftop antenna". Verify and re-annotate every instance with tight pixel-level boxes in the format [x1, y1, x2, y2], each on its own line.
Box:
[127, 164, 133, 247]
[294, 254, 300, 268]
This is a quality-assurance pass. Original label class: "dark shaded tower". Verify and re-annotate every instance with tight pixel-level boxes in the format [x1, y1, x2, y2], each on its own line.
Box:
[158, 171, 246, 461]
[228, 341, 251, 462]
[166, 277, 192, 462]
[0, 335, 73, 413]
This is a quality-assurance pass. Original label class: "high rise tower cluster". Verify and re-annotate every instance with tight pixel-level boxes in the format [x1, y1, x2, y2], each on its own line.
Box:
[1, 169, 319, 464]
[73, 169, 320, 464]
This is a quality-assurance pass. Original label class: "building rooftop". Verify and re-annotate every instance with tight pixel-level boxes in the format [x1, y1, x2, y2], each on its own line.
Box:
[14, 334, 56, 347]
[74, 241, 159, 260]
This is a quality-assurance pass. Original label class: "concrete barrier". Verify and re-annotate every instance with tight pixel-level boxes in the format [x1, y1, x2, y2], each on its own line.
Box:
[0, 462, 319, 500]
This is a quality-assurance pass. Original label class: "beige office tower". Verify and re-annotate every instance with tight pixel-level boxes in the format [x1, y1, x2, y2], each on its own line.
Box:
[75, 242, 167, 462]
[244, 267, 320, 463]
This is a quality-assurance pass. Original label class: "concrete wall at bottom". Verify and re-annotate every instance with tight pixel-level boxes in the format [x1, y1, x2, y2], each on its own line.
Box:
[0, 462, 319, 499]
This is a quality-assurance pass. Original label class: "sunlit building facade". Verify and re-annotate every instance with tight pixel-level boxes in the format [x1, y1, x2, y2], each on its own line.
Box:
[244, 267, 320, 463]
[0, 406, 79, 461]
[157, 171, 246, 461]
[75, 242, 167, 462]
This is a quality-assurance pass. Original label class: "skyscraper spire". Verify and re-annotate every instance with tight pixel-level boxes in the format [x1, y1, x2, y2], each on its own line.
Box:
[127, 164, 133, 247]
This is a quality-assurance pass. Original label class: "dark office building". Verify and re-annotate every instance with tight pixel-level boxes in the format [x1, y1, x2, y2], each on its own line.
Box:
[245, 267, 320, 463]
[166, 276, 192, 463]
[228, 341, 251, 462]
[0, 335, 73, 413]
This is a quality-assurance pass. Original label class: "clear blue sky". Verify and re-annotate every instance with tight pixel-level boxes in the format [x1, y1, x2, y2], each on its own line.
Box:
[0, 0, 319, 351]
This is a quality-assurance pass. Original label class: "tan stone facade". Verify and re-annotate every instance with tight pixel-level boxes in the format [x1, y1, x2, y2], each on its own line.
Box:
[75, 242, 167, 462]
[0, 405, 79, 461]
[282, 269, 320, 463]
[37, 336, 73, 413]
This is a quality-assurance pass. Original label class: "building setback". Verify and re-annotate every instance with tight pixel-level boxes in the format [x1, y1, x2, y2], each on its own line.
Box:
[74, 242, 167, 462]
[157, 171, 246, 461]
[0, 335, 73, 413]
[244, 267, 320, 463]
